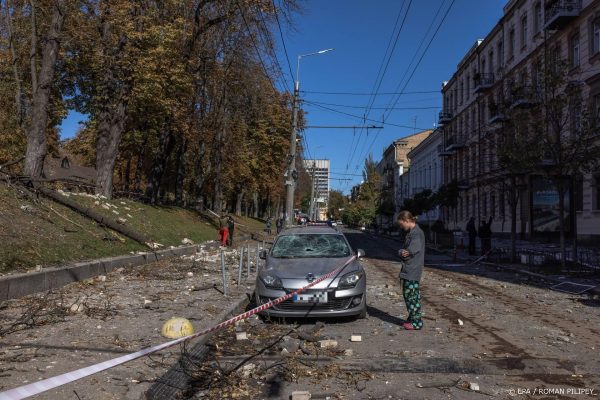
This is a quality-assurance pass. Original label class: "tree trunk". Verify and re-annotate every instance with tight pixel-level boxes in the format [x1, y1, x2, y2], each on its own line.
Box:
[133, 135, 148, 193]
[124, 157, 131, 191]
[212, 127, 225, 212]
[23, 0, 65, 178]
[558, 183, 566, 269]
[252, 192, 259, 218]
[193, 141, 209, 210]
[174, 137, 187, 206]
[4, 0, 25, 125]
[235, 185, 245, 216]
[145, 127, 175, 204]
[509, 177, 518, 263]
[96, 98, 127, 199]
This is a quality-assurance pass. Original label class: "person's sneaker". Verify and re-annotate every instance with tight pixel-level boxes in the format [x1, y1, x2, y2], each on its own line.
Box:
[402, 322, 421, 330]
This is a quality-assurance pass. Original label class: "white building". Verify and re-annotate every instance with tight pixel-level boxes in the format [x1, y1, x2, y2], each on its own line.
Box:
[303, 159, 330, 220]
[406, 128, 444, 224]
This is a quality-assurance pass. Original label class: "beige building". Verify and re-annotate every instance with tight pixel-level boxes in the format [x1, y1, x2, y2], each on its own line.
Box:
[376, 130, 432, 228]
[440, 0, 600, 243]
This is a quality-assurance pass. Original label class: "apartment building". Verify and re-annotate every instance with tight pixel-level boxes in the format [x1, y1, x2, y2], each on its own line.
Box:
[303, 159, 330, 220]
[375, 130, 432, 228]
[440, 0, 600, 243]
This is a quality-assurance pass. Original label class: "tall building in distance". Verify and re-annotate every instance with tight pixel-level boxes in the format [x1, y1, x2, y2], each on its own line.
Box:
[303, 159, 330, 220]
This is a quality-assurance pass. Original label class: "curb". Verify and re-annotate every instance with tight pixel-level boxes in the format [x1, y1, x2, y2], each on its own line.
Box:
[145, 293, 251, 400]
[0, 244, 214, 301]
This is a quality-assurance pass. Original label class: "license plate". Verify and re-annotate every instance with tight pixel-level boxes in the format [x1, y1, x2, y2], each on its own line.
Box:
[292, 291, 328, 303]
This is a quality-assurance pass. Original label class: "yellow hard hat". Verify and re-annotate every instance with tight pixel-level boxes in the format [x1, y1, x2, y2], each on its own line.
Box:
[161, 317, 194, 338]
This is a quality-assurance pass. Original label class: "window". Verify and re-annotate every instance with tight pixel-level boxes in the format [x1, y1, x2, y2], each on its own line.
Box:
[499, 189, 505, 217]
[497, 41, 504, 68]
[594, 94, 600, 120]
[593, 20, 600, 55]
[594, 174, 600, 210]
[521, 14, 528, 49]
[482, 193, 488, 217]
[509, 27, 516, 58]
[466, 74, 470, 99]
[491, 192, 496, 217]
[570, 33, 580, 68]
[534, 2, 542, 34]
[575, 176, 583, 212]
[460, 81, 464, 105]
[481, 58, 486, 77]
[489, 50, 494, 74]
[472, 194, 477, 216]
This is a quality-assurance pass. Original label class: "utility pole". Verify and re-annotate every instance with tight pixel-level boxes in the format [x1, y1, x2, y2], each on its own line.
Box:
[309, 161, 316, 221]
[285, 48, 333, 227]
[285, 80, 300, 227]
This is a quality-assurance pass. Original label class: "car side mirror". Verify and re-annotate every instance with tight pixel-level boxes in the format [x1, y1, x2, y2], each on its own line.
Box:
[356, 249, 365, 258]
[259, 249, 268, 260]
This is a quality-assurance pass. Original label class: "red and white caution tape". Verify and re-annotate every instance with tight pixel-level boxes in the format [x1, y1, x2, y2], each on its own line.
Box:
[0, 256, 355, 400]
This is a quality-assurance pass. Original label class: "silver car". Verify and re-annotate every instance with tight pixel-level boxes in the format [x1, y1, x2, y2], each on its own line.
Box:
[255, 226, 367, 318]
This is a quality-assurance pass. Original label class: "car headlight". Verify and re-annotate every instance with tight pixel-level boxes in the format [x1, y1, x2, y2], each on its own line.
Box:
[261, 275, 283, 289]
[338, 271, 364, 289]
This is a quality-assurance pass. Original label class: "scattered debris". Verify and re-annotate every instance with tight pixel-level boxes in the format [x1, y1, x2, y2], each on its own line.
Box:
[350, 335, 362, 342]
[457, 319, 464, 326]
[236, 332, 248, 341]
[291, 391, 311, 400]
[469, 382, 480, 391]
[181, 238, 194, 245]
[318, 339, 338, 349]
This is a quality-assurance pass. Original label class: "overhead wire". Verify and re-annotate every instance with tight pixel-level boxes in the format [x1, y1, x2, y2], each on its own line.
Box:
[344, 0, 413, 187]
[355, 0, 456, 182]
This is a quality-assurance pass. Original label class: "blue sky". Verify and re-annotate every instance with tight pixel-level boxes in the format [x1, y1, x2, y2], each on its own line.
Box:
[59, 0, 506, 194]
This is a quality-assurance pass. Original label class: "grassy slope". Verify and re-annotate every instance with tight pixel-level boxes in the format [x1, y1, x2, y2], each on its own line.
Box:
[0, 182, 218, 273]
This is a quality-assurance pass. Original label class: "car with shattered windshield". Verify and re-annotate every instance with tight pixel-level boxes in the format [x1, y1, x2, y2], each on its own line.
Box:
[255, 225, 367, 318]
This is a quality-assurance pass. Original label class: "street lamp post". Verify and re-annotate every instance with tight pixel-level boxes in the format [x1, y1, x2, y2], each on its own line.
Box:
[285, 48, 333, 227]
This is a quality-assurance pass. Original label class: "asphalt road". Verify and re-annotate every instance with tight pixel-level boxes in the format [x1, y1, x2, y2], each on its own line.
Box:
[182, 228, 600, 399]
[2, 230, 598, 400]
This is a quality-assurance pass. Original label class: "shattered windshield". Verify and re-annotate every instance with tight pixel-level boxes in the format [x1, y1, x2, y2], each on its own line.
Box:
[271, 234, 351, 258]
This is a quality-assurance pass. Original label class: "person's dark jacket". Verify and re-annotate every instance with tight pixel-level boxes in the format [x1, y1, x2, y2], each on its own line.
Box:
[466, 218, 477, 237]
[399, 224, 425, 281]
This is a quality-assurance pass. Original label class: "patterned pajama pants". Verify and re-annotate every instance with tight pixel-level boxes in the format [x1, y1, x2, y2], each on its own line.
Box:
[402, 279, 423, 329]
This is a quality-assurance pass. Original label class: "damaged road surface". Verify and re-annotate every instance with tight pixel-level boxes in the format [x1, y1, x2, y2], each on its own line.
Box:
[172, 228, 600, 399]
[1, 231, 599, 399]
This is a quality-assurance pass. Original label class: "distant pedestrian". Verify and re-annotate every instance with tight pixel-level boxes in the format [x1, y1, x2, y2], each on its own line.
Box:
[479, 216, 493, 255]
[276, 217, 284, 234]
[218, 214, 229, 247]
[265, 218, 272, 235]
[226, 216, 235, 246]
[466, 217, 477, 255]
[397, 210, 425, 331]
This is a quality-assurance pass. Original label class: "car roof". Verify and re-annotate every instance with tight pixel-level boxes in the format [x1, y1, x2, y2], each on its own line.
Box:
[280, 226, 339, 235]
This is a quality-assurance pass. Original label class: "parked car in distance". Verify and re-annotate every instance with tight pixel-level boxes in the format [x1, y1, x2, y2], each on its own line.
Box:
[255, 226, 367, 319]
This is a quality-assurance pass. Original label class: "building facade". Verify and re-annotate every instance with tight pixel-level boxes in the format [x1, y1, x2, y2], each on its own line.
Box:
[440, 0, 600, 243]
[406, 128, 444, 224]
[376, 130, 432, 228]
[303, 159, 330, 220]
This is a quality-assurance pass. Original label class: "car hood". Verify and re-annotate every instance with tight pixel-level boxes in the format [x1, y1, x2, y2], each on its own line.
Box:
[263, 255, 361, 279]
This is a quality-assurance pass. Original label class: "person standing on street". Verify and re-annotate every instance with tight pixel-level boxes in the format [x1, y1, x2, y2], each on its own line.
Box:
[466, 217, 477, 256]
[276, 217, 283, 234]
[397, 210, 425, 331]
[226, 216, 235, 247]
[218, 213, 229, 247]
[265, 218, 272, 235]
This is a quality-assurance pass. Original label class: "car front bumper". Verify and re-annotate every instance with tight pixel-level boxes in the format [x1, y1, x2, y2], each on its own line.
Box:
[254, 276, 367, 318]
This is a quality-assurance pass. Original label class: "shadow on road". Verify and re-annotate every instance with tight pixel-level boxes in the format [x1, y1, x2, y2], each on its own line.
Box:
[366, 305, 405, 326]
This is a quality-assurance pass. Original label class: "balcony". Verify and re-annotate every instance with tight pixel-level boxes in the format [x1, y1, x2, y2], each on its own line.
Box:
[457, 179, 470, 190]
[488, 104, 507, 124]
[545, 0, 581, 30]
[438, 110, 453, 125]
[437, 144, 453, 157]
[474, 73, 494, 93]
[445, 135, 467, 152]
[510, 86, 541, 109]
